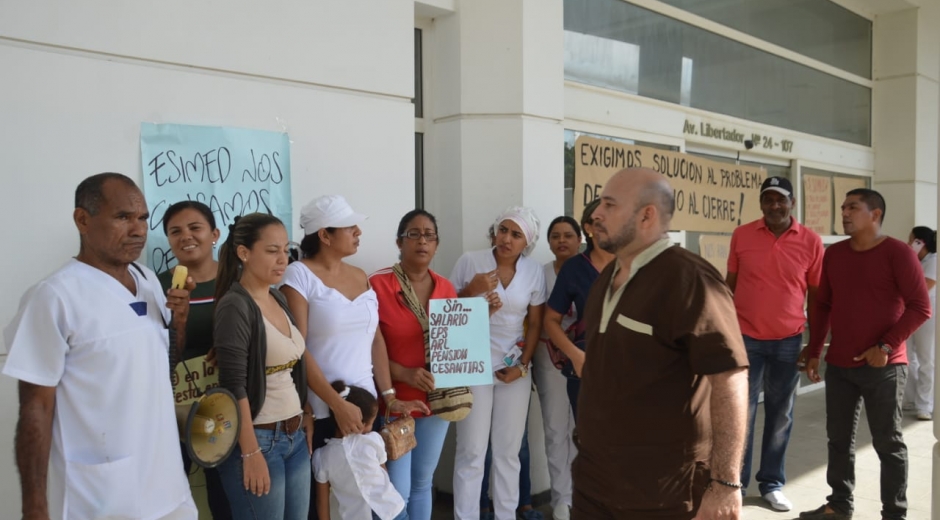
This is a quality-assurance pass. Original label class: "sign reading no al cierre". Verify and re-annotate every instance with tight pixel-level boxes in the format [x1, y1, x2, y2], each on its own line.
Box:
[574, 136, 765, 233]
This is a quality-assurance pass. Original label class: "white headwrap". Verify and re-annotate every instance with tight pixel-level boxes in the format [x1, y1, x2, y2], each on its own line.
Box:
[493, 206, 541, 256]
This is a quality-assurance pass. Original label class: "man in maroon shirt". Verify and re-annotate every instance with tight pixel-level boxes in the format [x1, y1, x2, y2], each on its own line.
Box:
[800, 189, 930, 520]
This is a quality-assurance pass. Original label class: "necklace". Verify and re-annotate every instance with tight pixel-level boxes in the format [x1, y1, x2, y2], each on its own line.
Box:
[497, 266, 516, 287]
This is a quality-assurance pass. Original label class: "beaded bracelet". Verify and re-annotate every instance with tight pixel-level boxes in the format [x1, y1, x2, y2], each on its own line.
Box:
[241, 448, 261, 459]
[708, 478, 743, 489]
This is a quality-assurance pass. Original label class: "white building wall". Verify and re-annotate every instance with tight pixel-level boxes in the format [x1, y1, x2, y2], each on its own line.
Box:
[0, 0, 416, 511]
[872, 4, 940, 240]
[2, 0, 937, 513]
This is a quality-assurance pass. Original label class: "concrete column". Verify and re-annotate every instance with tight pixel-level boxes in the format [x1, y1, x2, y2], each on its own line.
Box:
[423, 0, 565, 497]
[934, 3, 940, 518]
[872, 5, 939, 241]
[425, 0, 565, 272]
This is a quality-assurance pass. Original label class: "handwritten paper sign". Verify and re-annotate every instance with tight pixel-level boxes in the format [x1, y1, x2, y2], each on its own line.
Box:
[171, 356, 220, 406]
[698, 235, 732, 279]
[140, 123, 292, 273]
[428, 297, 493, 388]
[573, 136, 764, 233]
[831, 176, 869, 235]
[802, 175, 832, 235]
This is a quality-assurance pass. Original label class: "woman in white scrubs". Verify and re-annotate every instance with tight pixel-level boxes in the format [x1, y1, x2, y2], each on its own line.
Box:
[905, 226, 937, 420]
[450, 206, 547, 520]
[534, 215, 581, 520]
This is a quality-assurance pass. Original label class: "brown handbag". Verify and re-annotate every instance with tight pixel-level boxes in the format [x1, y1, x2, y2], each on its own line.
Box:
[380, 407, 417, 461]
[427, 386, 473, 421]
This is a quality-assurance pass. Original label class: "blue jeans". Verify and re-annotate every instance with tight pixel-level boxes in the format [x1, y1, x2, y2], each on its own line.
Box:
[387, 415, 450, 520]
[741, 334, 802, 495]
[219, 425, 311, 520]
[567, 378, 580, 421]
[481, 415, 533, 509]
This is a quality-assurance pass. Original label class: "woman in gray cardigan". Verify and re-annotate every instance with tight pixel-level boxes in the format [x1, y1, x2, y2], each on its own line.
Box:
[214, 213, 332, 520]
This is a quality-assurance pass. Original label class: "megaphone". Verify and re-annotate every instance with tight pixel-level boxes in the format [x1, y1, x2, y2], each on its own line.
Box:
[176, 387, 241, 468]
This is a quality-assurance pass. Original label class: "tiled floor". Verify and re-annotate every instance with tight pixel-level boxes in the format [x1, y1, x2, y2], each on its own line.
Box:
[428, 387, 936, 520]
[739, 388, 934, 520]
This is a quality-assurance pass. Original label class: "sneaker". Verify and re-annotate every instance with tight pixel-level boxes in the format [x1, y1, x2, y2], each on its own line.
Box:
[762, 490, 793, 512]
[552, 503, 571, 520]
[917, 411, 933, 421]
[799, 504, 852, 519]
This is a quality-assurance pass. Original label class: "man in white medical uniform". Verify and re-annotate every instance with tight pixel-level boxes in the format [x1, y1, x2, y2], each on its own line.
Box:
[3, 173, 198, 519]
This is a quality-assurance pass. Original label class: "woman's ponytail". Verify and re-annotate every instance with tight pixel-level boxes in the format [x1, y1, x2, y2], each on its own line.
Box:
[214, 218, 242, 303]
[329, 380, 377, 422]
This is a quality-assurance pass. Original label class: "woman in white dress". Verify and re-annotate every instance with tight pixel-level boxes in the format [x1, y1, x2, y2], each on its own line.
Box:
[279, 195, 427, 520]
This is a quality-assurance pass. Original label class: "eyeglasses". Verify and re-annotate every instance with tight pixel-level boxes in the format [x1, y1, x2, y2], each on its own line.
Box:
[400, 231, 439, 242]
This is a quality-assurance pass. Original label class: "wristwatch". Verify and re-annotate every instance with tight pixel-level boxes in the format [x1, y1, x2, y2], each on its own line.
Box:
[878, 342, 893, 355]
[517, 363, 529, 378]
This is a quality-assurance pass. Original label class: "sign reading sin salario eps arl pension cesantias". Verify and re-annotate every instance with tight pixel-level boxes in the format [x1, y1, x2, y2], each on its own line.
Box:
[574, 136, 765, 233]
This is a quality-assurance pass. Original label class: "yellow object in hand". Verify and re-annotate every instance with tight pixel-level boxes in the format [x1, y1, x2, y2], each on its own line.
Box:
[171, 265, 189, 289]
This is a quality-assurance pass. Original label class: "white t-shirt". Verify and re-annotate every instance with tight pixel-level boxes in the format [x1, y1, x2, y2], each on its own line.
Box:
[2, 259, 194, 520]
[280, 262, 379, 419]
[313, 432, 405, 520]
[922, 252, 937, 308]
[450, 249, 547, 371]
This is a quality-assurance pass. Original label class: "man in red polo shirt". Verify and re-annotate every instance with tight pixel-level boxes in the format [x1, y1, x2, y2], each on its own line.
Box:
[726, 176, 823, 512]
[800, 189, 929, 520]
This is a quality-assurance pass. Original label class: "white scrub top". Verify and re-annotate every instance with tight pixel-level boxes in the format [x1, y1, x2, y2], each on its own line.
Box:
[922, 252, 937, 309]
[450, 248, 547, 371]
[3, 259, 195, 520]
[543, 261, 577, 332]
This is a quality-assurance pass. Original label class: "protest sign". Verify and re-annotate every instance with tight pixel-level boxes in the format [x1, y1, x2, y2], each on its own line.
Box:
[171, 356, 220, 406]
[698, 235, 732, 278]
[803, 175, 833, 235]
[140, 123, 292, 273]
[573, 136, 764, 233]
[428, 297, 493, 388]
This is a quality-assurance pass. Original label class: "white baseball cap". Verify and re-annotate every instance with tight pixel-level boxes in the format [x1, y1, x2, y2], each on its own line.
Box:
[299, 195, 367, 235]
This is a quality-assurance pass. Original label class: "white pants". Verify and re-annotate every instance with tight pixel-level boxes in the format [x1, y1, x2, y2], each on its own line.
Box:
[905, 314, 936, 414]
[454, 377, 532, 520]
[533, 343, 576, 509]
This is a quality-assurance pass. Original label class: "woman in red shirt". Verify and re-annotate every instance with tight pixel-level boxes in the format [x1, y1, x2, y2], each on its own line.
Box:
[369, 209, 458, 520]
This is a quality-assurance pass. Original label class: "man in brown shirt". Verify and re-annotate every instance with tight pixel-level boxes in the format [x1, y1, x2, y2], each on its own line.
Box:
[572, 168, 750, 520]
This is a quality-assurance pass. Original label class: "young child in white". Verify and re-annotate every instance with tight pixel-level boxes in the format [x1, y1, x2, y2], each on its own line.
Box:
[313, 381, 408, 520]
